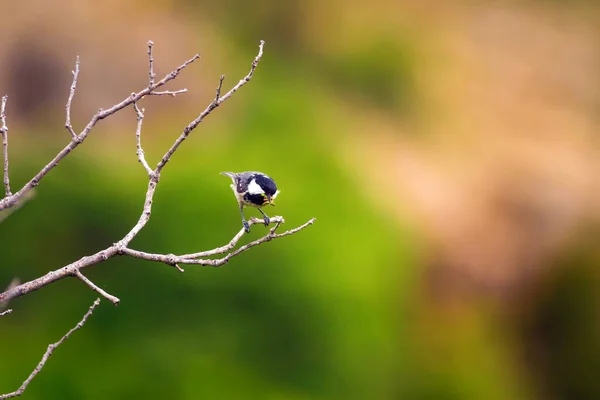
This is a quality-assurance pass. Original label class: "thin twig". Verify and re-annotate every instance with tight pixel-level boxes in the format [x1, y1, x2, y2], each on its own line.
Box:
[149, 89, 188, 97]
[0, 298, 101, 400]
[0, 309, 12, 317]
[215, 75, 225, 102]
[148, 40, 155, 88]
[0, 95, 11, 197]
[133, 103, 152, 176]
[74, 270, 120, 305]
[173, 264, 184, 273]
[64, 56, 80, 139]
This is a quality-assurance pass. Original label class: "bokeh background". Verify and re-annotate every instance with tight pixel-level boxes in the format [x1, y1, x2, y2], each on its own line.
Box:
[1, 0, 599, 399]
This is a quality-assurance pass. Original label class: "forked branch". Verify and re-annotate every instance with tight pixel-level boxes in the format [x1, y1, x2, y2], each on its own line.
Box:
[0, 39, 314, 306]
[0, 51, 199, 211]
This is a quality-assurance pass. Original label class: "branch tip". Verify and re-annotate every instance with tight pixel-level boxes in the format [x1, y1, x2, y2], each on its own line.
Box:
[148, 40, 156, 88]
[74, 270, 120, 306]
[174, 263, 184, 273]
[1, 95, 11, 196]
[215, 74, 225, 102]
[133, 103, 152, 176]
[65, 56, 80, 140]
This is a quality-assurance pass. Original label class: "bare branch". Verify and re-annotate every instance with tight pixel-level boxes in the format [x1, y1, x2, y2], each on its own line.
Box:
[0, 95, 11, 197]
[155, 40, 265, 172]
[0, 309, 12, 317]
[147, 40, 155, 88]
[64, 56, 80, 139]
[74, 270, 120, 305]
[148, 89, 188, 97]
[0, 249, 116, 304]
[0, 215, 314, 305]
[182, 216, 284, 258]
[120, 217, 316, 268]
[215, 74, 225, 102]
[0, 52, 200, 212]
[133, 103, 152, 176]
[0, 299, 101, 400]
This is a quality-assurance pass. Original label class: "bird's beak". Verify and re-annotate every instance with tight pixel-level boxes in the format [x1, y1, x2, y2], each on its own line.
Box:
[266, 195, 275, 206]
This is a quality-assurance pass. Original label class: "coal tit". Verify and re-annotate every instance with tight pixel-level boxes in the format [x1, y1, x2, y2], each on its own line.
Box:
[221, 171, 280, 232]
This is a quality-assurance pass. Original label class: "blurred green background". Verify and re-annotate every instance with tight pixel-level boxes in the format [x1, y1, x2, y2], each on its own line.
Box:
[1, 0, 600, 399]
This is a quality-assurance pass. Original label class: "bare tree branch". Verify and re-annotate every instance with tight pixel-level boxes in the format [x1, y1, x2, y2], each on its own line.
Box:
[145, 40, 188, 97]
[0, 52, 199, 212]
[0, 298, 101, 399]
[0, 95, 10, 197]
[0, 216, 314, 306]
[215, 74, 225, 102]
[149, 89, 188, 97]
[133, 102, 153, 176]
[147, 40, 155, 88]
[0, 40, 315, 306]
[0, 41, 316, 399]
[64, 56, 80, 139]
[74, 270, 120, 305]
[0, 309, 12, 317]
[120, 216, 316, 268]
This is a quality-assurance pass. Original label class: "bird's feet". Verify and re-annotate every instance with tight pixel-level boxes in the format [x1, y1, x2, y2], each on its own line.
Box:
[263, 215, 270, 226]
[243, 220, 250, 233]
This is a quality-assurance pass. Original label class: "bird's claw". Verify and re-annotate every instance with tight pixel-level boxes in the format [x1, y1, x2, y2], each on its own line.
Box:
[243, 220, 250, 233]
[263, 215, 270, 226]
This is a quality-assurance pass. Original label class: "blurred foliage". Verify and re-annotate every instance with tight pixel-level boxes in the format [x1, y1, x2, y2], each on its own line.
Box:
[322, 37, 417, 113]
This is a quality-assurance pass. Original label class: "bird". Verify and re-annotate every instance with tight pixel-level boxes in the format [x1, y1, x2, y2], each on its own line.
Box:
[221, 171, 280, 233]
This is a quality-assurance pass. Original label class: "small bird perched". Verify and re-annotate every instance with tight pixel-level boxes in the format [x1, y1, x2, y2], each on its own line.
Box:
[221, 171, 280, 232]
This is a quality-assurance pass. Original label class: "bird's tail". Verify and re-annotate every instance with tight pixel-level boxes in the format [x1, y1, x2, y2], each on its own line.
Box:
[220, 172, 237, 182]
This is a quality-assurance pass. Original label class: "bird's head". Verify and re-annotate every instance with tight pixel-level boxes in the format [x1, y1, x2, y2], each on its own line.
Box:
[248, 174, 279, 206]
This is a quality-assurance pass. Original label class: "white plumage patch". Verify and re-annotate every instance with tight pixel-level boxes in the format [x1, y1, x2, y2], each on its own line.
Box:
[272, 190, 280, 199]
[247, 179, 265, 195]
